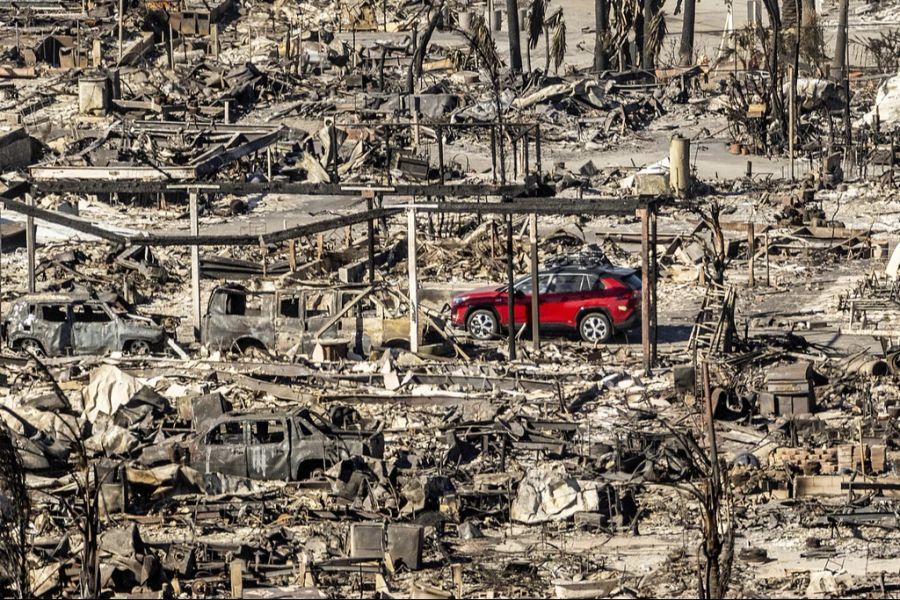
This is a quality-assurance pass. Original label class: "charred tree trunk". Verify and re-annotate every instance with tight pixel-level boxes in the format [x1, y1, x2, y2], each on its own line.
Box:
[593, 0, 608, 71]
[507, 0, 523, 72]
[634, 1, 644, 70]
[679, 0, 695, 66]
[405, 4, 443, 94]
[763, 0, 786, 144]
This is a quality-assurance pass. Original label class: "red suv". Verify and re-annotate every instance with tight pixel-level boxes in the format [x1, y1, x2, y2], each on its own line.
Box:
[450, 264, 641, 343]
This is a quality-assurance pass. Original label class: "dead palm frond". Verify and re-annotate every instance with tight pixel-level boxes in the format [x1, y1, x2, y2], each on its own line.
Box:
[469, 13, 501, 72]
[546, 7, 566, 72]
[645, 9, 667, 65]
[526, 0, 546, 50]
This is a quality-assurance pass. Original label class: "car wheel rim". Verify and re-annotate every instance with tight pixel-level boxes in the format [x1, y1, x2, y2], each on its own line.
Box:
[583, 317, 607, 342]
[22, 341, 42, 356]
[469, 313, 495, 339]
[131, 341, 150, 355]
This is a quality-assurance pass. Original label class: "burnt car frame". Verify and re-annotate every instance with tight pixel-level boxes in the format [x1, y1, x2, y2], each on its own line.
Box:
[185, 408, 385, 480]
[1, 293, 167, 357]
[201, 282, 440, 356]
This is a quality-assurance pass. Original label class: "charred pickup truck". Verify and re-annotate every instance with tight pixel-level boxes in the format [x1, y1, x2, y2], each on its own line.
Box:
[185, 408, 385, 480]
[1, 293, 167, 357]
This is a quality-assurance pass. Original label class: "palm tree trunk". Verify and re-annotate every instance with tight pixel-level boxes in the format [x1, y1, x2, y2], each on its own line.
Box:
[642, 0, 655, 70]
[679, 0, 695, 66]
[831, 0, 848, 80]
[543, 24, 550, 71]
[593, 0, 608, 71]
[507, 0, 523, 72]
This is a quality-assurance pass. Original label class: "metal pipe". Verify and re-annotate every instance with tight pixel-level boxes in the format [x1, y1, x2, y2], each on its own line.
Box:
[26, 194, 35, 293]
[190, 191, 201, 340]
[366, 195, 375, 283]
[650, 205, 658, 366]
[506, 213, 516, 360]
[437, 125, 445, 185]
[407, 207, 419, 353]
[530, 213, 540, 351]
[640, 207, 650, 375]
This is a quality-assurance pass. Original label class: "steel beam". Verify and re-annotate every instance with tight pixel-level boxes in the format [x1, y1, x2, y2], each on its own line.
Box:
[31, 180, 533, 198]
[639, 207, 650, 376]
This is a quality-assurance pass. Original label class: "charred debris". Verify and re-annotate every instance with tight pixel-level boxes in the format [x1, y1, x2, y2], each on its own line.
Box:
[2, 0, 900, 598]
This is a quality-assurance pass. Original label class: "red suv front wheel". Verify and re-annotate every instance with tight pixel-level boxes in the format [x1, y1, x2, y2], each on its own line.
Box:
[579, 312, 612, 343]
[466, 309, 499, 340]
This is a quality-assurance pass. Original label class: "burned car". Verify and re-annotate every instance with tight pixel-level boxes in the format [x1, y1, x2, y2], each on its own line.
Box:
[201, 283, 441, 356]
[1, 293, 167, 357]
[185, 408, 385, 480]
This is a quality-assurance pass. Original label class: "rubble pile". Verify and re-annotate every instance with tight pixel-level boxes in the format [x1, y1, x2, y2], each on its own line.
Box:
[3, 0, 900, 597]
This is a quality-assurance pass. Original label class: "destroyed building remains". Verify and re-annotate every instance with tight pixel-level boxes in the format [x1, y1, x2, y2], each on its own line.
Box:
[3, 0, 900, 598]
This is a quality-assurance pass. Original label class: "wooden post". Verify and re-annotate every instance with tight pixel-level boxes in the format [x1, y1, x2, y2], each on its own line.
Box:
[789, 65, 796, 181]
[764, 231, 770, 286]
[669, 135, 691, 198]
[747, 221, 755, 287]
[437, 124, 445, 184]
[407, 207, 419, 353]
[288, 239, 297, 271]
[523, 132, 530, 176]
[490, 125, 497, 184]
[211, 23, 219, 59]
[316, 233, 324, 259]
[298, 13, 304, 72]
[229, 560, 243, 599]
[412, 105, 420, 149]
[168, 21, 175, 70]
[702, 362, 720, 485]
[366, 194, 376, 283]
[0, 202, 3, 317]
[506, 213, 516, 360]
[190, 191, 201, 341]
[26, 194, 35, 293]
[266, 148, 273, 180]
[530, 213, 540, 351]
[639, 207, 651, 375]
[117, 0, 124, 64]
[650, 205, 658, 366]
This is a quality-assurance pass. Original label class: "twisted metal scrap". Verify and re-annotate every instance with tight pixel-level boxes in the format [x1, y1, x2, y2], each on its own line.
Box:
[0, 424, 29, 598]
